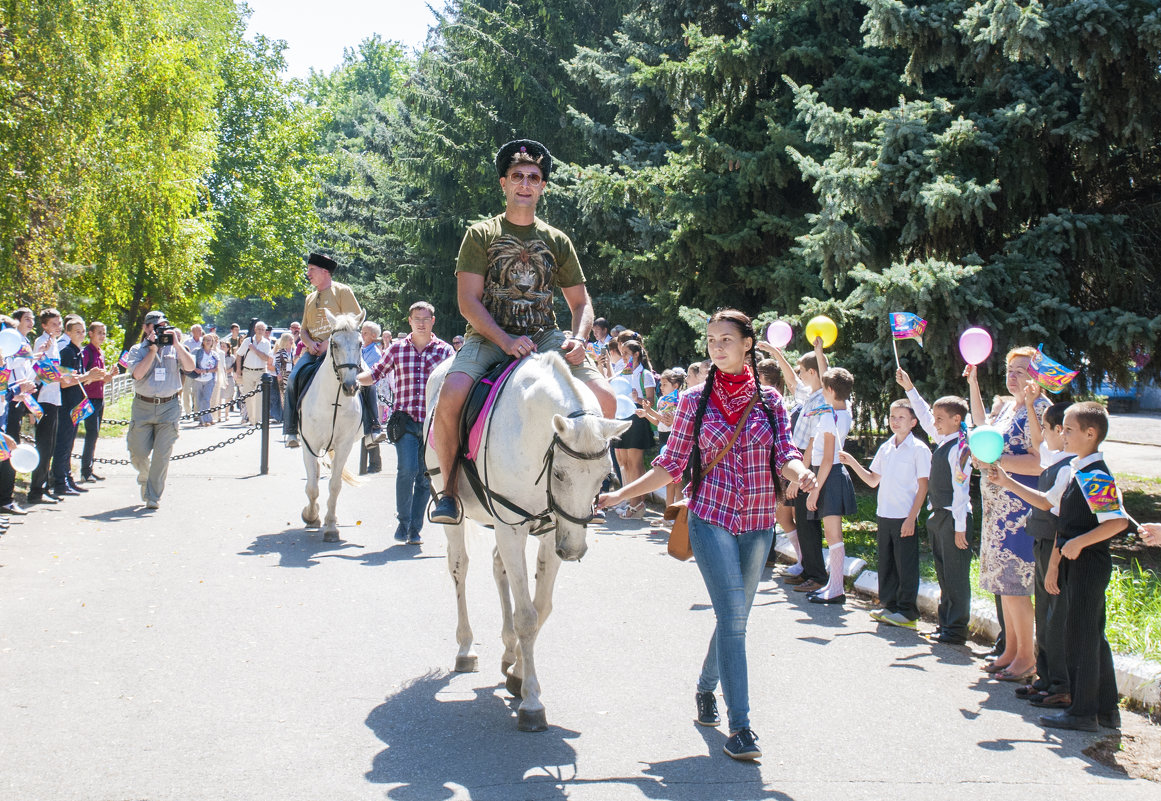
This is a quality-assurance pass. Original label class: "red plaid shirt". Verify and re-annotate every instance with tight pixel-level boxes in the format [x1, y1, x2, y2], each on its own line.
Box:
[653, 385, 801, 534]
[368, 334, 454, 423]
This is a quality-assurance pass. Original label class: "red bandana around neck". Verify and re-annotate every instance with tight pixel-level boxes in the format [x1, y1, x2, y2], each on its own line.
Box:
[710, 367, 757, 426]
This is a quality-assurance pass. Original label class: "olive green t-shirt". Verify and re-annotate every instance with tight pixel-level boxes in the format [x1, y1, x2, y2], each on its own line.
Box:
[455, 214, 585, 337]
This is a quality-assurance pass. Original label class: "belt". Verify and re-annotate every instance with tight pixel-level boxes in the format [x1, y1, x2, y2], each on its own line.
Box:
[135, 392, 179, 404]
[243, 366, 265, 371]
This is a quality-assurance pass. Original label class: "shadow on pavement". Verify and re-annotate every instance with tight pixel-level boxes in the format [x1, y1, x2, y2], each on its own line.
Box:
[237, 527, 364, 568]
[324, 545, 443, 567]
[365, 671, 797, 801]
[81, 505, 145, 522]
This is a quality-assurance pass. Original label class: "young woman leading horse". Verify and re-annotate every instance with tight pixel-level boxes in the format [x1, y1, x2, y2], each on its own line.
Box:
[598, 308, 816, 761]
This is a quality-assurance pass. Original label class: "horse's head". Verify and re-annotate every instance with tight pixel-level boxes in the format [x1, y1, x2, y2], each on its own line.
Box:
[547, 411, 631, 561]
[324, 308, 366, 396]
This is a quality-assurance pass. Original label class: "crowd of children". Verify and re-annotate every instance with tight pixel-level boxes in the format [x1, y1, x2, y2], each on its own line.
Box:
[600, 317, 1144, 735]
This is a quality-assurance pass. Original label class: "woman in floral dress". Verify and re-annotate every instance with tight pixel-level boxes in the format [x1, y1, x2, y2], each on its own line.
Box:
[967, 347, 1047, 681]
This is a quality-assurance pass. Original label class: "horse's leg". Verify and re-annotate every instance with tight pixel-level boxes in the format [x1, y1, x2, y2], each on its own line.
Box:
[444, 520, 478, 672]
[302, 452, 320, 528]
[322, 438, 354, 542]
[532, 534, 563, 635]
[494, 523, 547, 732]
[493, 545, 520, 693]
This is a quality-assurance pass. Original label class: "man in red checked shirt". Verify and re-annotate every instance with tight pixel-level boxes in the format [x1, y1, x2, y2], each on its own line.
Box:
[357, 301, 453, 545]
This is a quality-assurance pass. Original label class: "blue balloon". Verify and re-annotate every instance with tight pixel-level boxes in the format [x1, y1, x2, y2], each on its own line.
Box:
[969, 426, 1005, 464]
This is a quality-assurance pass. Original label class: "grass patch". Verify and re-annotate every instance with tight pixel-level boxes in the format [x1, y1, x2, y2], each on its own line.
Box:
[1106, 559, 1161, 662]
[98, 394, 134, 438]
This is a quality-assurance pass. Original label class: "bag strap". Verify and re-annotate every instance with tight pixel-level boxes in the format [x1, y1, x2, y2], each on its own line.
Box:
[702, 391, 759, 474]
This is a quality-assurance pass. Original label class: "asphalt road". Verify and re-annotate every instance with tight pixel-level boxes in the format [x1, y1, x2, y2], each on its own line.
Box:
[0, 421, 1156, 800]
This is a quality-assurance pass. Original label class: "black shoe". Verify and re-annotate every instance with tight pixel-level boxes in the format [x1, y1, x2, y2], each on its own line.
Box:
[82, 471, 105, 482]
[930, 632, 968, 645]
[66, 478, 88, 493]
[429, 495, 462, 525]
[1, 502, 28, 515]
[1099, 711, 1122, 729]
[723, 727, 761, 760]
[393, 524, 408, 543]
[1031, 693, 1072, 709]
[1039, 712, 1098, 732]
[27, 493, 58, 505]
[808, 593, 845, 605]
[695, 691, 720, 727]
[56, 485, 81, 497]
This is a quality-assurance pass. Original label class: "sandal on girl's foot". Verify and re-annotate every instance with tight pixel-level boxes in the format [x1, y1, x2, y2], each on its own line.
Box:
[995, 667, 1036, 683]
[618, 502, 646, 519]
[982, 661, 1011, 674]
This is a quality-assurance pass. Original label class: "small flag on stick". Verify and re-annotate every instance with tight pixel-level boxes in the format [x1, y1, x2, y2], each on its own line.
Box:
[1029, 344, 1078, 394]
[117, 350, 130, 369]
[890, 312, 927, 368]
[0, 366, 9, 393]
[70, 398, 94, 426]
[1074, 470, 1139, 527]
[22, 394, 44, 421]
[32, 358, 62, 384]
[0, 435, 10, 462]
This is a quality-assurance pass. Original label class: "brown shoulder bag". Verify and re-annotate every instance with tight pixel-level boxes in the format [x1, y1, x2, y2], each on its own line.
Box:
[664, 392, 758, 561]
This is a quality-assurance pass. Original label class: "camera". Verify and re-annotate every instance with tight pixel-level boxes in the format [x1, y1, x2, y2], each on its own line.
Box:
[154, 323, 175, 347]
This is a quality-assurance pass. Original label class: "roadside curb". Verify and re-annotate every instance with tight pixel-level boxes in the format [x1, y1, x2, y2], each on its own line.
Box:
[770, 533, 1161, 710]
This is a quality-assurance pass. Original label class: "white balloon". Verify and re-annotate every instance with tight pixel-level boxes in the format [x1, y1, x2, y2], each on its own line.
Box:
[615, 394, 637, 419]
[9, 443, 39, 473]
[609, 376, 633, 398]
[0, 328, 21, 358]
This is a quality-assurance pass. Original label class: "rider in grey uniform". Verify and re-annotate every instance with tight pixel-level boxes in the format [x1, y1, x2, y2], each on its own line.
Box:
[126, 310, 195, 509]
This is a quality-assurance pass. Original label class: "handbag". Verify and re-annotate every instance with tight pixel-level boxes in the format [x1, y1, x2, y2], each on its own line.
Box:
[385, 408, 411, 444]
[665, 392, 758, 561]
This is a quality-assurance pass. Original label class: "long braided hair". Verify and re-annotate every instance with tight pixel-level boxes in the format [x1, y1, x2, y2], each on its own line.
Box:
[688, 309, 786, 503]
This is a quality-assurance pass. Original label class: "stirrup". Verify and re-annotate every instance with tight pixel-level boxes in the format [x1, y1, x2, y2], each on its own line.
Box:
[428, 493, 464, 525]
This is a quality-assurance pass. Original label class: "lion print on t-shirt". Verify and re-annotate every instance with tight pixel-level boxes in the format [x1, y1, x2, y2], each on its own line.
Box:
[483, 235, 556, 335]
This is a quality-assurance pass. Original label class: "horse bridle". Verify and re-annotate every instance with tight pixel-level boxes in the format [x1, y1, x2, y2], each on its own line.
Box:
[300, 336, 361, 459]
[534, 410, 610, 527]
[470, 408, 608, 534]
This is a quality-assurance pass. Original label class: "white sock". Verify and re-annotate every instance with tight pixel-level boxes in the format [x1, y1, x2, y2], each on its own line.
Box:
[786, 529, 802, 564]
[819, 543, 845, 599]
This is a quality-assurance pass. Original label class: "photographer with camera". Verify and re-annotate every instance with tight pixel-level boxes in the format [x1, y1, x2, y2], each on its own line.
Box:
[126, 310, 195, 509]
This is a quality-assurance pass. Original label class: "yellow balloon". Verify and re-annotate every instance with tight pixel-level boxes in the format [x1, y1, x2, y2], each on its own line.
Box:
[804, 315, 838, 348]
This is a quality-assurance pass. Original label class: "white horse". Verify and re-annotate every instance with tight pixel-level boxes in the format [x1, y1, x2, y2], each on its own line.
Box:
[299, 309, 365, 542]
[424, 352, 631, 731]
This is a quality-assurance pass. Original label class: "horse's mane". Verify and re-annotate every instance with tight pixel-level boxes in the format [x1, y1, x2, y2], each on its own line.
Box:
[331, 313, 360, 334]
[537, 351, 588, 402]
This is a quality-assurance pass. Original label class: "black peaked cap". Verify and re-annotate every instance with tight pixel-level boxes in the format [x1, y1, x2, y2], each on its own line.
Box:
[495, 139, 552, 182]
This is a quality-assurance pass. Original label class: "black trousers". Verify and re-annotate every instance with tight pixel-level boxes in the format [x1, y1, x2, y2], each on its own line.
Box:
[928, 509, 973, 639]
[29, 402, 58, 498]
[877, 516, 920, 619]
[0, 400, 27, 505]
[794, 490, 827, 584]
[1061, 547, 1118, 719]
[81, 398, 104, 477]
[1033, 537, 1069, 693]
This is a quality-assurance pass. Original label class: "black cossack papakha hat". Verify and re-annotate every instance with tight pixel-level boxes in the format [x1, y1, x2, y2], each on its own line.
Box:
[495, 139, 552, 182]
[306, 252, 338, 272]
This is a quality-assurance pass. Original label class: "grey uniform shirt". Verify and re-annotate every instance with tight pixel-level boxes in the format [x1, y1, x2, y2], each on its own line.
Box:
[127, 342, 183, 398]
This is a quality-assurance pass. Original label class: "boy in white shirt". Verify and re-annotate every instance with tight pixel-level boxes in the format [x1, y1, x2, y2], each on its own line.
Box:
[897, 369, 974, 645]
[841, 398, 931, 628]
[802, 366, 857, 604]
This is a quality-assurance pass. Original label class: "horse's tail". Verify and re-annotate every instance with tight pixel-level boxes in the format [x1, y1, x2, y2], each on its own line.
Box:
[320, 450, 364, 487]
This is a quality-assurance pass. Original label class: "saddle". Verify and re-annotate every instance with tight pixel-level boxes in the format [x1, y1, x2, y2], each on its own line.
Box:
[291, 354, 325, 418]
[459, 357, 521, 463]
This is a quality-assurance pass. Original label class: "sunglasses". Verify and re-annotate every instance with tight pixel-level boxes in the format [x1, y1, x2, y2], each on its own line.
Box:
[507, 170, 543, 186]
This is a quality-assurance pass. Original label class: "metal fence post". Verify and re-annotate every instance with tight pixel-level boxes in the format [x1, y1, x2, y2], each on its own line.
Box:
[260, 373, 274, 475]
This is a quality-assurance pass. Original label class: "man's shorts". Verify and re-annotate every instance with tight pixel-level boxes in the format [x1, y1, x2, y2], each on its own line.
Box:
[450, 329, 603, 384]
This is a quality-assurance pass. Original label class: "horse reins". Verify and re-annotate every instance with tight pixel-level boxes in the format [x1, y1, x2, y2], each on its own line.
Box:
[300, 338, 361, 459]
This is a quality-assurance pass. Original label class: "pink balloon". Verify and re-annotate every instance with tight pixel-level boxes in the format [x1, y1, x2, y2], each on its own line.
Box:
[959, 327, 993, 365]
[765, 320, 793, 349]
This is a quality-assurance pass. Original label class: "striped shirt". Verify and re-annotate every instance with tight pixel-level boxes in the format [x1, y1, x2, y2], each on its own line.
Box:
[654, 384, 801, 534]
[368, 334, 454, 424]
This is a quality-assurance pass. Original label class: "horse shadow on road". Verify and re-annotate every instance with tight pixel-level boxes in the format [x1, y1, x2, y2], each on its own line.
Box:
[237, 527, 364, 568]
[364, 671, 797, 801]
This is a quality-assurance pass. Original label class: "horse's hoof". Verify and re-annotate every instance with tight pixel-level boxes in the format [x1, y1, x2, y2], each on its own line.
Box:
[323, 530, 340, 543]
[505, 671, 523, 697]
[302, 511, 320, 528]
[501, 660, 514, 678]
[454, 655, 479, 673]
[517, 708, 548, 732]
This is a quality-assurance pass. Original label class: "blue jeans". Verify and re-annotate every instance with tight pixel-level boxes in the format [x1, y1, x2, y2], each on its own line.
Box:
[195, 378, 216, 424]
[394, 415, 430, 536]
[689, 511, 774, 733]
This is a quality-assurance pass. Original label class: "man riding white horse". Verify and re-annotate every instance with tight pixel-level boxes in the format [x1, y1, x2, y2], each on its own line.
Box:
[429, 139, 617, 525]
[283, 252, 385, 450]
